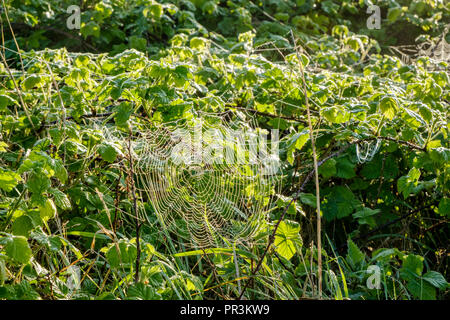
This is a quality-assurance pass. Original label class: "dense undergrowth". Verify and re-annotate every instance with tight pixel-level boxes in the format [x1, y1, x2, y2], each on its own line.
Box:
[0, 0, 449, 300]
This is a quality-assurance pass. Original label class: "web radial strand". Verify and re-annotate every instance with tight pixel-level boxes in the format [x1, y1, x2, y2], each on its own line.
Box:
[133, 113, 279, 248]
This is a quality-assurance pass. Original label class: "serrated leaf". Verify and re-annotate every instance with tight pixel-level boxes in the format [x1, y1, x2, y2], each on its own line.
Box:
[346, 239, 365, 269]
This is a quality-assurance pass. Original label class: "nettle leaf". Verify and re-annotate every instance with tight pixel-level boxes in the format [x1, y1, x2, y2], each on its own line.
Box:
[322, 186, 361, 220]
[128, 36, 147, 52]
[22, 75, 43, 90]
[190, 37, 208, 51]
[274, 220, 302, 260]
[4, 236, 32, 264]
[335, 156, 356, 179]
[322, 106, 350, 124]
[31, 229, 63, 252]
[286, 131, 309, 165]
[0, 94, 17, 110]
[361, 154, 399, 179]
[379, 96, 398, 120]
[352, 207, 380, 228]
[408, 279, 436, 300]
[346, 239, 365, 269]
[49, 159, 68, 184]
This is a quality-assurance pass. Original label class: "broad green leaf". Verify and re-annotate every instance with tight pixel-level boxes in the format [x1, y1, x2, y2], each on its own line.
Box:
[387, 7, 403, 23]
[81, 21, 100, 38]
[379, 96, 398, 120]
[50, 189, 72, 211]
[422, 271, 448, 290]
[12, 215, 34, 237]
[438, 197, 449, 217]
[127, 283, 162, 300]
[4, 236, 32, 264]
[274, 220, 302, 260]
[98, 142, 120, 163]
[322, 186, 361, 220]
[39, 198, 57, 221]
[0, 169, 21, 192]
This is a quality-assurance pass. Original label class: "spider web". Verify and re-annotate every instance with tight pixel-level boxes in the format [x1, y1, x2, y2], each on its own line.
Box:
[131, 111, 280, 248]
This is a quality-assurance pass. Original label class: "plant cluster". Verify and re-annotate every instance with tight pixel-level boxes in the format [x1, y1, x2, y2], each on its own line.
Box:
[0, 0, 448, 300]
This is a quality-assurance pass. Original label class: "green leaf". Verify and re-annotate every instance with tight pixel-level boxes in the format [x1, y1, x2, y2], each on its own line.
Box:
[379, 96, 398, 120]
[274, 220, 302, 260]
[23, 75, 42, 90]
[129, 36, 147, 52]
[81, 21, 100, 38]
[27, 171, 50, 195]
[299, 193, 317, 208]
[0, 94, 17, 110]
[335, 157, 355, 179]
[400, 254, 424, 280]
[12, 215, 34, 237]
[322, 186, 360, 220]
[422, 271, 448, 290]
[39, 198, 57, 221]
[127, 283, 162, 300]
[98, 143, 119, 163]
[438, 197, 449, 217]
[387, 7, 403, 23]
[397, 168, 421, 198]
[105, 240, 136, 268]
[352, 207, 380, 228]
[407, 277, 436, 300]
[114, 102, 133, 127]
[0, 169, 21, 192]
[319, 158, 336, 179]
[346, 239, 365, 269]
[286, 132, 309, 165]
[50, 189, 72, 211]
[4, 236, 32, 264]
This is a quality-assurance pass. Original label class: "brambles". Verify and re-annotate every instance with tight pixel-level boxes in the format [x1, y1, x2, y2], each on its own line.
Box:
[0, 0, 448, 300]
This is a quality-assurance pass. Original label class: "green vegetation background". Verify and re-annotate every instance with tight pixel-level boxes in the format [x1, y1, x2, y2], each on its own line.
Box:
[0, 0, 448, 300]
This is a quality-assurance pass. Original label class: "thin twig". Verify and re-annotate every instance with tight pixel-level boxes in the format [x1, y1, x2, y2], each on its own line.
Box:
[127, 130, 141, 284]
[290, 30, 322, 299]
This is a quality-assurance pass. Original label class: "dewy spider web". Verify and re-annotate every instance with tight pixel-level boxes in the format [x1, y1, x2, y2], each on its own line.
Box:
[356, 139, 381, 164]
[131, 111, 280, 248]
